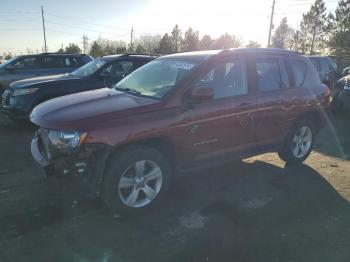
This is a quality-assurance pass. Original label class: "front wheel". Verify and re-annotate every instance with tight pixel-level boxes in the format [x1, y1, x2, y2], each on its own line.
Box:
[102, 146, 172, 215]
[278, 120, 315, 165]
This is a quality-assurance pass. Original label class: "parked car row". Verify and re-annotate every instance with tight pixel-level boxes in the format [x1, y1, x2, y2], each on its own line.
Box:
[307, 56, 339, 90]
[23, 48, 330, 215]
[332, 74, 350, 114]
[0, 53, 93, 93]
[1, 53, 156, 121]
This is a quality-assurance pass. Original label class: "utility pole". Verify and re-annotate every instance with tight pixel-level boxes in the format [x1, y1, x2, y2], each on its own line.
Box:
[130, 27, 134, 52]
[41, 6, 47, 53]
[267, 0, 276, 47]
[82, 35, 89, 54]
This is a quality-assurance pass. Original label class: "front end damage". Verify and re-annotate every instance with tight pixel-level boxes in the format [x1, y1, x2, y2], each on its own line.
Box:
[31, 129, 112, 198]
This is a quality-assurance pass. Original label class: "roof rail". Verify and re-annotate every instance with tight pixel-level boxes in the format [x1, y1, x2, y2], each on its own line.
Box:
[121, 53, 160, 57]
[39, 52, 88, 56]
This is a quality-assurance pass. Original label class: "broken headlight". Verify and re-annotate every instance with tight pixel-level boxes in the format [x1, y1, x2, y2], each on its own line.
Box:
[48, 130, 87, 153]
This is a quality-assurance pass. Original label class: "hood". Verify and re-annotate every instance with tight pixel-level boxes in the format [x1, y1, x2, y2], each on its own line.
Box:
[10, 74, 81, 89]
[30, 88, 159, 131]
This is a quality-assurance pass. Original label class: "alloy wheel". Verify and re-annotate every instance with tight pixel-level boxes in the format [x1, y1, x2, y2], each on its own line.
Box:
[291, 126, 313, 158]
[118, 160, 163, 208]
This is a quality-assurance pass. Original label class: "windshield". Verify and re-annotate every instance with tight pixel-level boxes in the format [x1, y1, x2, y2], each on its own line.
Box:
[70, 58, 106, 77]
[114, 59, 198, 99]
[0, 57, 17, 69]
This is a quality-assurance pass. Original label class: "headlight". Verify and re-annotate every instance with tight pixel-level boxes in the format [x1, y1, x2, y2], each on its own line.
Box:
[48, 130, 87, 153]
[12, 88, 39, 96]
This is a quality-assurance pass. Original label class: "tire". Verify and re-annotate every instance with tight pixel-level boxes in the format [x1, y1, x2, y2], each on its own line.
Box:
[102, 145, 172, 215]
[278, 119, 315, 165]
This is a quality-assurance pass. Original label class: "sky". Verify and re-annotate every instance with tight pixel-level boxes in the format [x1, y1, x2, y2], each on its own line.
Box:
[0, 0, 340, 55]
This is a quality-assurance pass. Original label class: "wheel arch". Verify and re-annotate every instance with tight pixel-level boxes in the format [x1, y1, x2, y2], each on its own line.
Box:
[294, 109, 325, 134]
[104, 136, 177, 172]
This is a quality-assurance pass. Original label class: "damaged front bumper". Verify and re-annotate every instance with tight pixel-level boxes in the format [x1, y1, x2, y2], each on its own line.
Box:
[31, 132, 112, 198]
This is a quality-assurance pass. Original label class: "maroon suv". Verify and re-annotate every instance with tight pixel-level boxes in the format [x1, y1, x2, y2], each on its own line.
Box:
[30, 48, 330, 214]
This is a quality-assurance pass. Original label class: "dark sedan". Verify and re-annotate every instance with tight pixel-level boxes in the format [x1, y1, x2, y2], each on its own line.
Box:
[1, 54, 157, 122]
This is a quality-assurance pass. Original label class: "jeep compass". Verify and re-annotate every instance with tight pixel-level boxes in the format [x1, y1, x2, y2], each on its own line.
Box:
[30, 48, 330, 214]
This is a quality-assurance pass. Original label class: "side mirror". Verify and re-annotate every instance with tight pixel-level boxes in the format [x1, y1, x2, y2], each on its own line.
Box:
[190, 86, 214, 102]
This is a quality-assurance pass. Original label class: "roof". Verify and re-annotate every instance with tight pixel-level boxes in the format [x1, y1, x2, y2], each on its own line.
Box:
[15, 53, 89, 58]
[306, 55, 331, 59]
[160, 48, 301, 61]
[100, 53, 158, 62]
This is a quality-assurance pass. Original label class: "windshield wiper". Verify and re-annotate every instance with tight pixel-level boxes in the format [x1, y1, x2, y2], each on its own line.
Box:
[115, 87, 142, 96]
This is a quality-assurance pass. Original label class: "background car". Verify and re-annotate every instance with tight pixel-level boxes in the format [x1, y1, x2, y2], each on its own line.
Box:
[0, 53, 92, 93]
[307, 56, 338, 90]
[331, 74, 350, 115]
[1, 54, 157, 122]
[342, 66, 350, 77]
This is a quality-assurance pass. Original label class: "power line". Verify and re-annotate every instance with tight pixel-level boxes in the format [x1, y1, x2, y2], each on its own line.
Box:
[0, 28, 40, 31]
[0, 19, 39, 22]
[0, 11, 40, 14]
[45, 20, 128, 35]
[45, 12, 129, 31]
[45, 28, 83, 37]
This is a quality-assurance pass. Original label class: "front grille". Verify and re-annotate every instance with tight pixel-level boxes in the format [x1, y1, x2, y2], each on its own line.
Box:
[1, 89, 11, 107]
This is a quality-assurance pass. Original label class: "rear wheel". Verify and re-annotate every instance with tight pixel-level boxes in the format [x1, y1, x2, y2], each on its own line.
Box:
[278, 120, 315, 165]
[102, 146, 172, 215]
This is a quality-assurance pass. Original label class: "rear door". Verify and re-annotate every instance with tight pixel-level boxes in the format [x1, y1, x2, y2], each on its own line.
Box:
[40, 56, 76, 75]
[253, 55, 292, 147]
[177, 55, 257, 166]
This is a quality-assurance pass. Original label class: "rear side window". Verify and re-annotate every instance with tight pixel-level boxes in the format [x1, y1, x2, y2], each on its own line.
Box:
[290, 59, 307, 87]
[256, 58, 281, 92]
[42, 57, 65, 68]
[64, 57, 80, 67]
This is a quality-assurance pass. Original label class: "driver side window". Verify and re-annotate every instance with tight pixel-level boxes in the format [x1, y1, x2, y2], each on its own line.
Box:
[12, 57, 40, 70]
[197, 59, 248, 99]
[102, 61, 134, 77]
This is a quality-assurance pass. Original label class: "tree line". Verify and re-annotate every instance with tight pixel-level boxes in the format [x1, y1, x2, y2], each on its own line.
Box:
[270, 0, 350, 58]
[61, 0, 348, 58]
[85, 26, 255, 57]
[3, 0, 348, 60]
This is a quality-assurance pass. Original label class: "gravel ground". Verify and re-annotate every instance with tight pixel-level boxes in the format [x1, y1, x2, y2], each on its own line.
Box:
[0, 114, 350, 262]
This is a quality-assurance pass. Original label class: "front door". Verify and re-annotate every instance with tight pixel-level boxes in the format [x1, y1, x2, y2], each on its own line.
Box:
[176, 56, 256, 167]
[4, 56, 43, 87]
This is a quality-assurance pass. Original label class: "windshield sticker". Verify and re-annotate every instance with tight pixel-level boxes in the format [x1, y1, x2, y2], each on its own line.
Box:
[169, 62, 195, 70]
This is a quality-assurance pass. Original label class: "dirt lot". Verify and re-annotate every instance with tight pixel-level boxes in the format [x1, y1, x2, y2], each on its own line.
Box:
[0, 114, 350, 262]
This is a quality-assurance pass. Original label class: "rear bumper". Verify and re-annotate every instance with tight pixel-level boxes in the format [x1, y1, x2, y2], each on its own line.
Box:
[30, 134, 112, 198]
